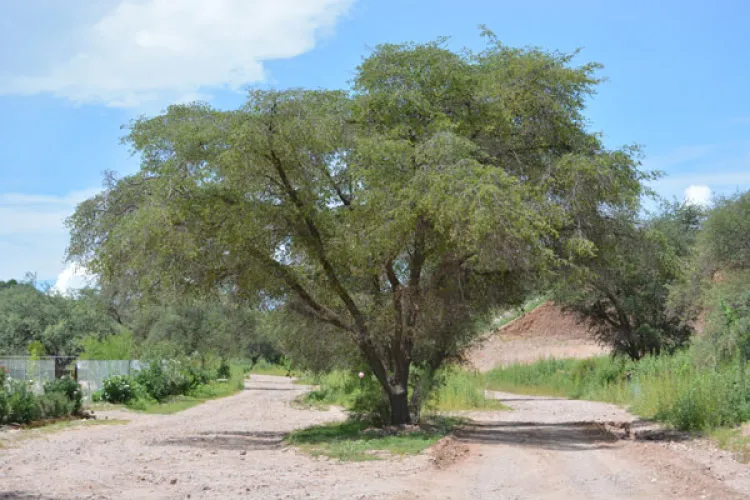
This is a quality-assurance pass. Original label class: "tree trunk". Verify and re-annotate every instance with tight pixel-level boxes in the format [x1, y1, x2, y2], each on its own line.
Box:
[389, 389, 412, 425]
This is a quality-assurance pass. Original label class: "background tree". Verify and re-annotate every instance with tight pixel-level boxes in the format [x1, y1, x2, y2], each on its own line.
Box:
[67, 33, 647, 424]
[0, 281, 119, 356]
[670, 191, 750, 363]
[556, 206, 694, 360]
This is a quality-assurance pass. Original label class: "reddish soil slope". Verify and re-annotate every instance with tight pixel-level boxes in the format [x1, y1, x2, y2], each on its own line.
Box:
[468, 301, 606, 371]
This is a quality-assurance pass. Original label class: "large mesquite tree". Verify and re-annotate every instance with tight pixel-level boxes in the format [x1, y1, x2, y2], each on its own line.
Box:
[67, 34, 646, 424]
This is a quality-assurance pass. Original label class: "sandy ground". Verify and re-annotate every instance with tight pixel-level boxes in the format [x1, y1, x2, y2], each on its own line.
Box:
[398, 392, 750, 499]
[3, 376, 750, 499]
[0, 376, 428, 500]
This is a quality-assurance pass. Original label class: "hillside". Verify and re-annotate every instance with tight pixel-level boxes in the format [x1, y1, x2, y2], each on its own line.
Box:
[467, 301, 606, 371]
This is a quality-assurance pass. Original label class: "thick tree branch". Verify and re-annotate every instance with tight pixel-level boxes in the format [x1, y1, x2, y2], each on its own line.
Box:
[244, 246, 353, 332]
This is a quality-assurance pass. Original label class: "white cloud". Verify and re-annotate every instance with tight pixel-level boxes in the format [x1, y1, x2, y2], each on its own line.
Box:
[52, 264, 96, 295]
[684, 185, 712, 206]
[0, 188, 100, 281]
[1, 0, 354, 107]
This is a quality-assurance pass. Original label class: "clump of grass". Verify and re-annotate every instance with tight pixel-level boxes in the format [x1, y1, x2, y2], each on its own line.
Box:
[709, 426, 750, 463]
[486, 350, 750, 432]
[301, 368, 509, 417]
[428, 370, 509, 411]
[287, 416, 460, 461]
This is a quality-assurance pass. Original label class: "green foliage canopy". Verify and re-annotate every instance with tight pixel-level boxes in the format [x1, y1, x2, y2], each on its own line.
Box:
[67, 34, 647, 424]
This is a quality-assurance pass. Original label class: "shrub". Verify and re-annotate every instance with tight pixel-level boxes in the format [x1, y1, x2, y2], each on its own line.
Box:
[37, 392, 73, 420]
[135, 360, 199, 402]
[6, 381, 40, 424]
[44, 377, 83, 414]
[102, 375, 139, 404]
[186, 364, 214, 386]
[217, 361, 231, 380]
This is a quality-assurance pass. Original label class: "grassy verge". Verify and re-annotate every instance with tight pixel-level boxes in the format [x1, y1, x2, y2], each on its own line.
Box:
[486, 350, 750, 432]
[89, 366, 247, 415]
[300, 369, 506, 413]
[134, 366, 246, 414]
[427, 370, 509, 411]
[709, 426, 750, 463]
[287, 417, 460, 461]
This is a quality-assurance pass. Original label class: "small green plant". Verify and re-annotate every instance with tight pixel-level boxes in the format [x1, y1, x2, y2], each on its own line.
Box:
[102, 375, 139, 404]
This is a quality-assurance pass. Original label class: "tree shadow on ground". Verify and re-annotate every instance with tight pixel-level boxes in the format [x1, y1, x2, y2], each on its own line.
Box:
[454, 418, 691, 452]
[157, 430, 287, 451]
[0, 493, 58, 500]
[243, 387, 301, 391]
[491, 397, 568, 402]
[454, 421, 619, 451]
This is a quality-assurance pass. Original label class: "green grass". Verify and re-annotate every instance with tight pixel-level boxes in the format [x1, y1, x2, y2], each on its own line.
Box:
[124, 365, 246, 415]
[486, 351, 750, 432]
[485, 356, 633, 404]
[287, 417, 460, 461]
[488, 295, 549, 330]
[709, 426, 750, 463]
[428, 370, 510, 411]
[299, 368, 507, 414]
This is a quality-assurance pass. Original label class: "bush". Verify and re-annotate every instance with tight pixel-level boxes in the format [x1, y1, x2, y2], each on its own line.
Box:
[102, 375, 140, 404]
[6, 381, 40, 424]
[0, 376, 84, 425]
[135, 361, 195, 402]
[37, 392, 74, 420]
[217, 361, 231, 380]
[44, 377, 83, 414]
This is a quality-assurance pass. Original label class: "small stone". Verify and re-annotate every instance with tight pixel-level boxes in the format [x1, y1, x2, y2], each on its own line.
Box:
[170, 479, 178, 485]
[240, 450, 247, 456]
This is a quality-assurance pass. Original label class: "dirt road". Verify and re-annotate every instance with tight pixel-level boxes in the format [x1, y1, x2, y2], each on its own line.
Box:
[399, 392, 750, 499]
[2, 376, 750, 499]
[0, 376, 428, 499]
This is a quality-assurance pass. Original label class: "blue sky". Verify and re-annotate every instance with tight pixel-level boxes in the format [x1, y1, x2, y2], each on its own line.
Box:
[2, 0, 750, 287]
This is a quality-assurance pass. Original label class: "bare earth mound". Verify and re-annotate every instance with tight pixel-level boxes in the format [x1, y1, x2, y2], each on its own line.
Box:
[468, 301, 606, 371]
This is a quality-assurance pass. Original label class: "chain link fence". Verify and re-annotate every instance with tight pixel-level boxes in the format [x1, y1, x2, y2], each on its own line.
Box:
[75, 360, 145, 398]
[0, 357, 144, 398]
